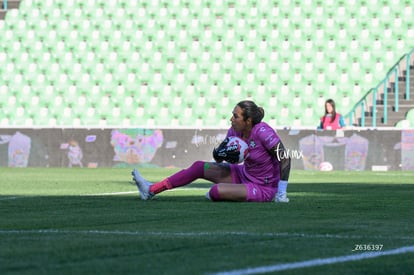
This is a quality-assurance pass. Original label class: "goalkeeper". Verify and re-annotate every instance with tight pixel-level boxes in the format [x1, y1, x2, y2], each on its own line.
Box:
[132, 100, 291, 203]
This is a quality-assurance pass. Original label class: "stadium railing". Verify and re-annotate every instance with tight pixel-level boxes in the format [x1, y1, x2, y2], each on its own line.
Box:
[346, 47, 414, 127]
[1, 0, 20, 10]
[1, 0, 21, 20]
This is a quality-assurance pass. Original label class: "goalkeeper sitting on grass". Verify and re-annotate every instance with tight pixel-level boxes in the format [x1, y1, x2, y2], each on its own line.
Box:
[132, 100, 291, 203]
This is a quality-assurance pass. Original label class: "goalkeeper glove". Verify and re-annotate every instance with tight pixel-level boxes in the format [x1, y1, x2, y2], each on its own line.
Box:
[213, 138, 240, 164]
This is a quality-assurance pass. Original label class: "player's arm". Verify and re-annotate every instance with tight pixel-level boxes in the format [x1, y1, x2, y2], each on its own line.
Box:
[270, 140, 290, 201]
[269, 140, 291, 181]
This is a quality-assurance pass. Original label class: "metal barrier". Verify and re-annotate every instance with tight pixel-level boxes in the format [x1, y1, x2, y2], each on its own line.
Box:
[346, 48, 414, 127]
[0, 128, 411, 170]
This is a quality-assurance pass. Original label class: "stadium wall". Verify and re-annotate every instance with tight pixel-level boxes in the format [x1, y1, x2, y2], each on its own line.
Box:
[0, 128, 412, 171]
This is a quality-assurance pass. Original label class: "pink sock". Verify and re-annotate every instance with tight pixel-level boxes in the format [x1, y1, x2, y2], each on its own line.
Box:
[209, 184, 220, 201]
[150, 161, 205, 194]
[149, 178, 170, 194]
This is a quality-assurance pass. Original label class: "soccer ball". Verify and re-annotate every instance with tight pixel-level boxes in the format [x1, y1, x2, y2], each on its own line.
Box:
[319, 161, 333, 171]
[226, 136, 249, 163]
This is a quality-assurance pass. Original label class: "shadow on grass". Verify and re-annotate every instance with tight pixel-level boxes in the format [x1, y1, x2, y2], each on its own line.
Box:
[1, 180, 414, 269]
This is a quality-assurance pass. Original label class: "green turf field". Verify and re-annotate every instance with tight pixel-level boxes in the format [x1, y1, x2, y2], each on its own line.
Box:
[1, 168, 414, 274]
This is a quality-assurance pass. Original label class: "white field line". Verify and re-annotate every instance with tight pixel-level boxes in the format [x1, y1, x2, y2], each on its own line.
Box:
[82, 188, 208, 196]
[0, 229, 413, 241]
[81, 191, 138, 196]
[1, 230, 413, 273]
[0, 188, 209, 199]
[0, 196, 28, 201]
[166, 187, 209, 191]
[0, 196, 18, 201]
[210, 245, 414, 275]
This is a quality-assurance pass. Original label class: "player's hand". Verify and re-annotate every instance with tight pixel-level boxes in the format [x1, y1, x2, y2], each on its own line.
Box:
[213, 138, 240, 164]
[213, 138, 228, 162]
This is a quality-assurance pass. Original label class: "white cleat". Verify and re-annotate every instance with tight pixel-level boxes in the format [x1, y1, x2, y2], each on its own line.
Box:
[132, 168, 154, 200]
[275, 193, 289, 203]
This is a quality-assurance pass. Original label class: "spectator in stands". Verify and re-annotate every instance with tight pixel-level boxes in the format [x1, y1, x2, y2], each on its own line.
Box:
[318, 99, 346, 130]
[132, 100, 291, 203]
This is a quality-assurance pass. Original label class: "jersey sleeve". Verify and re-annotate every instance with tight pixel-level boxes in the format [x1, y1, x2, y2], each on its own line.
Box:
[257, 124, 280, 151]
[226, 127, 234, 138]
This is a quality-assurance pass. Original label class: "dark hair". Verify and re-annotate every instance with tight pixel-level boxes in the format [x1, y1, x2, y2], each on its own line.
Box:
[324, 98, 337, 123]
[237, 100, 265, 126]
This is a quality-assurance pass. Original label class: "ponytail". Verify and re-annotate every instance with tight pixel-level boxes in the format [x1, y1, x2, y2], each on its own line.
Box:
[237, 100, 264, 126]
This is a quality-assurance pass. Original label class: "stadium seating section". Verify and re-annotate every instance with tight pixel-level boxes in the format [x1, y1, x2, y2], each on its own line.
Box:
[0, 0, 413, 128]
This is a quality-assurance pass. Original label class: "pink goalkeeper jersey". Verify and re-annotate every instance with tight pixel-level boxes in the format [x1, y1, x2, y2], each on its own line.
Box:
[227, 122, 281, 187]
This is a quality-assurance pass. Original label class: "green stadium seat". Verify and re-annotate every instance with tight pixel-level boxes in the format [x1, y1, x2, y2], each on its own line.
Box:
[301, 110, 319, 128]
[395, 119, 411, 128]
[1, 0, 413, 127]
[406, 109, 414, 123]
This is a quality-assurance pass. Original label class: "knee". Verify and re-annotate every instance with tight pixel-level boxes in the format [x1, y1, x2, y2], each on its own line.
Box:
[208, 184, 221, 201]
[189, 160, 206, 174]
[191, 160, 205, 169]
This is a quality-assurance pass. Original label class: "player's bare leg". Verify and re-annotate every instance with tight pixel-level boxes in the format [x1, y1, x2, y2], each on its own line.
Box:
[203, 163, 248, 201]
[208, 183, 247, 202]
[202, 162, 233, 183]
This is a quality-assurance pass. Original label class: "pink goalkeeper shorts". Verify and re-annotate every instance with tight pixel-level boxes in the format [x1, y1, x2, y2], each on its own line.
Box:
[230, 164, 277, 202]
